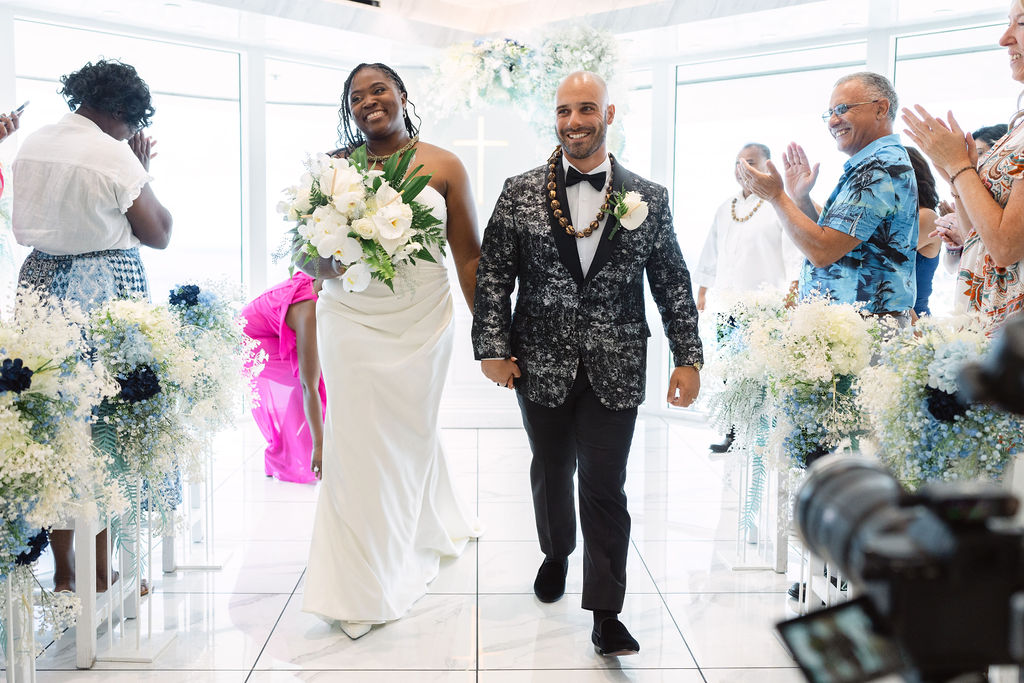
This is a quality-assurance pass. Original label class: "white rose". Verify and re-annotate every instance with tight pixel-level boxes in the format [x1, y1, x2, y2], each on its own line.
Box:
[351, 217, 377, 240]
[275, 200, 290, 215]
[341, 262, 372, 292]
[292, 189, 312, 215]
[619, 191, 648, 231]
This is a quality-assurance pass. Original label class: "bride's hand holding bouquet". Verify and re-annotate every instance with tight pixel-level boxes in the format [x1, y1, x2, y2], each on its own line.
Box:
[280, 145, 444, 293]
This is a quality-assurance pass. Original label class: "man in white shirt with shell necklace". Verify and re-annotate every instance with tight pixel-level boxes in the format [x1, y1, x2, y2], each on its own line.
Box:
[694, 142, 801, 453]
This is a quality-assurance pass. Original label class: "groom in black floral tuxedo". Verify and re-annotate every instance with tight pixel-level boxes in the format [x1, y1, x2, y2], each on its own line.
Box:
[472, 71, 703, 656]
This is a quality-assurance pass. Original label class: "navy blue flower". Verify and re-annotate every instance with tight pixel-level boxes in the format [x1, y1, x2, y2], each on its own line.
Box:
[15, 529, 49, 566]
[0, 358, 33, 394]
[169, 284, 201, 308]
[117, 365, 162, 403]
[926, 386, 967, 422]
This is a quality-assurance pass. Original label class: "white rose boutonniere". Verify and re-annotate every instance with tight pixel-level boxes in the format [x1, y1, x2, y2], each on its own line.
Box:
[607, 189, 648, 240]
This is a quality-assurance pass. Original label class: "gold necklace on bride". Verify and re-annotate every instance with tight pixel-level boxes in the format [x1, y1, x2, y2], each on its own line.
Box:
[366, 135, 419, 162]
[730, 196, 764, 222]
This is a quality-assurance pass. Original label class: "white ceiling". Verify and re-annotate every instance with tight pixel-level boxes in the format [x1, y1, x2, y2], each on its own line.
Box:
[0, 0, 1011, 64]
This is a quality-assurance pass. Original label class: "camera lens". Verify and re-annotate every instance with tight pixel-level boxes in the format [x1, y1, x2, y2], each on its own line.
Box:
[796, 457, 906, 580]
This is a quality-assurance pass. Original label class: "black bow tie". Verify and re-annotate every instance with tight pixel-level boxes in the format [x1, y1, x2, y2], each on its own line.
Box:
[565, 167, 606, 191]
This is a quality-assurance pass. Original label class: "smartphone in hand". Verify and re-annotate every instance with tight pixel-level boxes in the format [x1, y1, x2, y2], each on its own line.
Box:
[13, 101, 28, 115]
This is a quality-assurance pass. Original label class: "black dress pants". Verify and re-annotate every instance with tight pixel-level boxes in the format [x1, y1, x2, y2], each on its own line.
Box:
[517, 364, 637, 612]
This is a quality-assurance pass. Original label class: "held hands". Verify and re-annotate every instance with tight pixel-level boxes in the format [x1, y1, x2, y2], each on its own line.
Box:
[667, 366, 700, 408]
[901, 105, 977, 179]
[128, 131, 158, 171]
[482, 357, 521, 389]
[782, 143, 819, 200]
[0, 109, 20, 144]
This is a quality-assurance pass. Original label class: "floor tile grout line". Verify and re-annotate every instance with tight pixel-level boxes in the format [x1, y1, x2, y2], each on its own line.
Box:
[631, 534, 709, 683]
[244, 567, 306, 683]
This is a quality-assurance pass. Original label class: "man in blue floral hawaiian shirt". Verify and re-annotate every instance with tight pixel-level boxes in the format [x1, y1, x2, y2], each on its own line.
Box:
[739, 71, 918, 316]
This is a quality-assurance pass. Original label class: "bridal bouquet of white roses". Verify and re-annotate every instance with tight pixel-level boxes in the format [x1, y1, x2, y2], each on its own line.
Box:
[279, 146, 445, 293]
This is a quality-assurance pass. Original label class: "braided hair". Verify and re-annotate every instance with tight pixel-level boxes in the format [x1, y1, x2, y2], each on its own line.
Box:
[337, 63, 420, 152]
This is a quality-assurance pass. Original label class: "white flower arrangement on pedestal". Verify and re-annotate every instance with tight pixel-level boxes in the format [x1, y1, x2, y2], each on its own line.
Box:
[168, 282, 264, 437]
[0, 289, 117, 643]
[702, 288, 789, 451]
[705, 293, 879, 469]
[90, 299, 204, 524]
[858, 314, 1024, 489]
[279, 146, 445, 293]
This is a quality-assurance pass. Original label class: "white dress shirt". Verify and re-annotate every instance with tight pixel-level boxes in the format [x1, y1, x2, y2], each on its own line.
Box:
[562, 155, 612, 278]
[694, 189, 803, 295]
[12, 113, 152, 256]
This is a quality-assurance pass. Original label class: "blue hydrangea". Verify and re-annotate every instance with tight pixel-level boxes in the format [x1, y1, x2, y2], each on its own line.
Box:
[926, 340, 977, 394]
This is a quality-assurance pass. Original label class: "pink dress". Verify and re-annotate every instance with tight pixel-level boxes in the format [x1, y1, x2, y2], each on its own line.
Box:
[243, 273, 326, 483]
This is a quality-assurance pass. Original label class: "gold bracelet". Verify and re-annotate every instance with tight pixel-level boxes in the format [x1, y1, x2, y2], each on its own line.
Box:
[949, 165, 976, 186]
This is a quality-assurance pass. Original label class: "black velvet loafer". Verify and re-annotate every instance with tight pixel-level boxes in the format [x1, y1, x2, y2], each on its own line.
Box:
[533, 557, 568, 603]
[592, 617, 640, 656]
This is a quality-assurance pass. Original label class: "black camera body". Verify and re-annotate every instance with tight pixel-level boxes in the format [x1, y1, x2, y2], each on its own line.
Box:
[795, 457, 1024, 680]
[778, 314, 1024, 682]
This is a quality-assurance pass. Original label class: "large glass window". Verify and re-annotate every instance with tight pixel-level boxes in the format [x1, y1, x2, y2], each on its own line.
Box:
[13, 20, 242, 300]
[264, 58, 351, 284]
[618, 70, 653, 179]
[894, 24, 1012, 316]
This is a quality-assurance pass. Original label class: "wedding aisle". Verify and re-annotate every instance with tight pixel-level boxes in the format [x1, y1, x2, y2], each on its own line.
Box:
[3, 416, 807, 682]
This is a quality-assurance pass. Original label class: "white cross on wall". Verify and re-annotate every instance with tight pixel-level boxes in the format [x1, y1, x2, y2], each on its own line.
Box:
[453, 116, 509, 207]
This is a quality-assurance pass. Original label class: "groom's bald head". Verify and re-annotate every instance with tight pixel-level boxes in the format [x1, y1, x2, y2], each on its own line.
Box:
[555, 71, 614, 170]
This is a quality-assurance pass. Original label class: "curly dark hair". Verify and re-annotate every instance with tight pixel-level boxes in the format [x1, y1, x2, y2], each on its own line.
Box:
[906, 146, 939, 211]
[336, 63, 420, 151]
[60, 59, 155, 130]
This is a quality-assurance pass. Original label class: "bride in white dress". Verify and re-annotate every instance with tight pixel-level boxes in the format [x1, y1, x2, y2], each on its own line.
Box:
[299, 63, 483, 639]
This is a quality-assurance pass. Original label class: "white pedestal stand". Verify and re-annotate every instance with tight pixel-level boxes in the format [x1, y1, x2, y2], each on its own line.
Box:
[174, 452, 225, 571]
[733, 427, 790, 574]
[3, 570, 35, 683]
[93, 478, 175, 664]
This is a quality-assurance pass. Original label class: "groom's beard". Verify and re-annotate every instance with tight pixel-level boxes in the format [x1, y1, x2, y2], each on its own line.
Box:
[558, 120, 607, 162]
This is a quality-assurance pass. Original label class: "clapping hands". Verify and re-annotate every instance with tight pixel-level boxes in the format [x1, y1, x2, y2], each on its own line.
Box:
[781, 143, 819, 200]
[901, 105, 977, 179]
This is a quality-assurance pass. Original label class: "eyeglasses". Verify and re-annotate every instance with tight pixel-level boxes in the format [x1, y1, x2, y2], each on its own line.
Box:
[821, 100, 880, 121]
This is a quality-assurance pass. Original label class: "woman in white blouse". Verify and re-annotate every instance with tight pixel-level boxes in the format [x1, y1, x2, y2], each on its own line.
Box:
[12, 59, 172, 593]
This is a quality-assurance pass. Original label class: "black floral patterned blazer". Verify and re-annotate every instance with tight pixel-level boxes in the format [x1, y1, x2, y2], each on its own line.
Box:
[472, 158, 703, 411]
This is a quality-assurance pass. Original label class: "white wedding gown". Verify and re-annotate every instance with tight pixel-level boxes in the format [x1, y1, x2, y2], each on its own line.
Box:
[303, 184, 482, 624]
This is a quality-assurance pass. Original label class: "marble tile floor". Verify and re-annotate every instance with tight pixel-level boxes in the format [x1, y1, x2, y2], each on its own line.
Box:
[3, 415, 812, 682]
